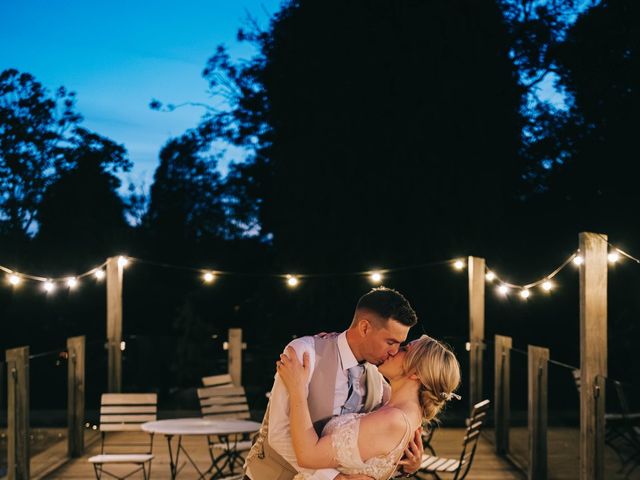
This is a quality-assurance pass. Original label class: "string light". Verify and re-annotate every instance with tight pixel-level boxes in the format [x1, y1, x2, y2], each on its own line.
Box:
[117, 256, 129, 268]
[497, 285, 510, 296]
[43, 281, 55, 293]
[485, 271, 496, 282]
[608, 251, 620, 264]
[203, 272, 215, 283]
[542, 281, 553, 292]
[453, 260, 465, 271]
[94, 269, 105, 280]
[573, 255, 584, 266]
[8, 274, 21, 286]
[66, 277, 78, 289]
[519, 289, 530, 299]
[369, 271, 383, 284]
[286, 275, 299, 288]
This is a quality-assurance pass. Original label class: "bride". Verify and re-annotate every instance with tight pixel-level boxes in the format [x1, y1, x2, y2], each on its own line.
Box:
[277, 335, 461, 480]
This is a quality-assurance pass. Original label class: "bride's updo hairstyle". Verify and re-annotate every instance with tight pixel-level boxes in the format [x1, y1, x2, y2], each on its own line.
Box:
[403, 336, 461, 422]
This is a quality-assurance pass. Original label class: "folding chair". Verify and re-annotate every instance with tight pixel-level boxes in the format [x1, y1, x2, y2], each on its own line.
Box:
[572, 369, 640, 470]
[414, 399, 490, 479]
[88, 393, 157, 480]
[198, 374, 253, 476]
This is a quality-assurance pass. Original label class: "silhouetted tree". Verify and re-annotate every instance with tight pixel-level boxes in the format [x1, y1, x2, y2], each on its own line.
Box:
[0, 69, 81, 239]
[196, 0, 526, 270]
[544, 0, 639, 228]
[35, 128, 132, 267]
[144, 132, 235, 257]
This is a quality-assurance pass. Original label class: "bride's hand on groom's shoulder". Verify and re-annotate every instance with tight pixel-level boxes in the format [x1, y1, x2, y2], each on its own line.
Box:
[276, 346, 310, 395]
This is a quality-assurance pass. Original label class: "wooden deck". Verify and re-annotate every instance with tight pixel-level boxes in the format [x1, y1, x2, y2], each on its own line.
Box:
[46, 428, 523, 479]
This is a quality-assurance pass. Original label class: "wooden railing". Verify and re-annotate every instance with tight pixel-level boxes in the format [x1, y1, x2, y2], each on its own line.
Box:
[3, 337, 85, 480]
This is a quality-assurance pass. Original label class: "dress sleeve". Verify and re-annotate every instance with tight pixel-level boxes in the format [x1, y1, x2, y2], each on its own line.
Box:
[329, 415, 363, 470]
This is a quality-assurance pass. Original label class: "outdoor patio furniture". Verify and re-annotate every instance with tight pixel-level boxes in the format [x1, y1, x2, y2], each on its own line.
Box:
[202, 373, 234, 388]
[88, 393, 157, 480]
[198, 376, 254, 473]
[572, 369, 640, 472]
[142, 417, 260, 479]
[413, 399, 490, 480]
[422, 422, 437, 456]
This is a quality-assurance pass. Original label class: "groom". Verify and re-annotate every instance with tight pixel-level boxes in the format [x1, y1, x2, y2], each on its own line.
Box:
[244, 287, 424, 480]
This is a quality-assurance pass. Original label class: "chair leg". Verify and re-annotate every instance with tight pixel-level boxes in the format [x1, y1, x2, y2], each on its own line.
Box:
[93, 463, 102, 480]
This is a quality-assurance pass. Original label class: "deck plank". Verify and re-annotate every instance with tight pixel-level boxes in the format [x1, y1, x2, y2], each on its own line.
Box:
[47, 428, 523, 479]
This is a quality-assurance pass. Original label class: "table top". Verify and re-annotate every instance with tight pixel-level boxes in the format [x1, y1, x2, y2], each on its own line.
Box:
[141, 418, 261, 436]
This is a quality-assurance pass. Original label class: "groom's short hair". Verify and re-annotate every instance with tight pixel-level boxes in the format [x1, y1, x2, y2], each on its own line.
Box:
[354, 287, 417, 327]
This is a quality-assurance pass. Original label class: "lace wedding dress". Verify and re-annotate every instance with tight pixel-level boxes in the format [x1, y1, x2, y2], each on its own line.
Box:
[293, 410, 412, 480]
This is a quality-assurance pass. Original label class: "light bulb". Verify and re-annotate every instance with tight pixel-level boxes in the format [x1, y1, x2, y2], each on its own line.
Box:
[608, 252, 620, 263]
[369, 271, 383, 284]
[94, 269, 105, 280]
[43, 281, 55, 293]
[8, 274, 21, 286]
[286, 275, 299, 287]
[520, 289, 530, 299]
[203, 272, 215, 283]
[485, 271, 496, 282]
[453, 260, 465, 270]
[573, 255, 584, 266]
[117, 256, 129, 268]
[497, 285, 509, 296]
[67, 277, 78, 289]
[542, 281, 553, 292]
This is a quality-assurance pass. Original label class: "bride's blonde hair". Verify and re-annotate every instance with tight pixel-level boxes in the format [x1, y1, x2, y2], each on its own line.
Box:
[403, 336, 461, 422]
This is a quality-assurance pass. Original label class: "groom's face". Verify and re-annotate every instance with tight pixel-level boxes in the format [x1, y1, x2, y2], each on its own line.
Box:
[361, 317, 410, 366]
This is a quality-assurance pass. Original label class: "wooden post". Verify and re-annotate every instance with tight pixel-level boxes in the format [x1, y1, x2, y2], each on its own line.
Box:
[579, 232, 607, 480]
[495, 335, 512, 455]
[228, 328, 243, 386]
[6, 346, 29, 480]
[106, 256, 123, 393]
[468, 256, 485, 409]
[528, 345, 548, 480]
[67, 336, 85, 457]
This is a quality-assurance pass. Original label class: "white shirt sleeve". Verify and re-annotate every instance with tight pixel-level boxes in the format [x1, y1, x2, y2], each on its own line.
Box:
[268, 337, 342, 480]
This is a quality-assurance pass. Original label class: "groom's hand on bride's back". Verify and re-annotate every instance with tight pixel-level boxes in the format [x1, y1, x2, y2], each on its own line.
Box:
[334, 474, 375, 480]
[397, 427, 424, 475]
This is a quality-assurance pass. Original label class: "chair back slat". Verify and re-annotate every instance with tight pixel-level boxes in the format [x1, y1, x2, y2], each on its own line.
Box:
[102, 393, 157, 405]
[202, 404, 250, 415]
[203, 411, 252, 420]
[101, 405, 157, 414]
[202, 373, 234, 387]
[100, 414, 157, 424]
[197, 384, 251, 421]
[200, 395, 247, 406]
[197, 386, 245, 398]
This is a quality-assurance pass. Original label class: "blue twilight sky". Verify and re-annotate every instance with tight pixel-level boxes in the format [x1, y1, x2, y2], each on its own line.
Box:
[1, 0, 282, 191]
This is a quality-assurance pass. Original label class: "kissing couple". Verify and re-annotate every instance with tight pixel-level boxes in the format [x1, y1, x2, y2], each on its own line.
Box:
[244, 287, 461, 480]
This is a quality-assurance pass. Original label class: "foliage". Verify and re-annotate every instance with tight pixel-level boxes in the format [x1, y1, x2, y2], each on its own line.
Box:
[0, 68, 82, 237]
[192, 0, 526, 270]
[35, 128, 132, 266]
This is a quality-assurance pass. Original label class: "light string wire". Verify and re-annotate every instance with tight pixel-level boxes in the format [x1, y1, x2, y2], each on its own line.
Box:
[485, 251, 578, 290]
[0, 260, 108, 283]
[128, 256, 455, 279]
[0, 236, 631, 293]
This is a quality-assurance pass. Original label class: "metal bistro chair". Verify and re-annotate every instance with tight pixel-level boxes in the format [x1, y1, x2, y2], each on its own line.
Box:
[414, 399, 490, 479]
[88, 393, 157, 480]
[198, 374, 253, 476]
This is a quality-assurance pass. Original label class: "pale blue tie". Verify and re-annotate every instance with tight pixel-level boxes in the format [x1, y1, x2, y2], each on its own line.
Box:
[342, 364, 365, 414]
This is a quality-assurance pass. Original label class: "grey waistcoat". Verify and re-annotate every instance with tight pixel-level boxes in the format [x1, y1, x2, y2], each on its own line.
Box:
[244, 334, 383, 480]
